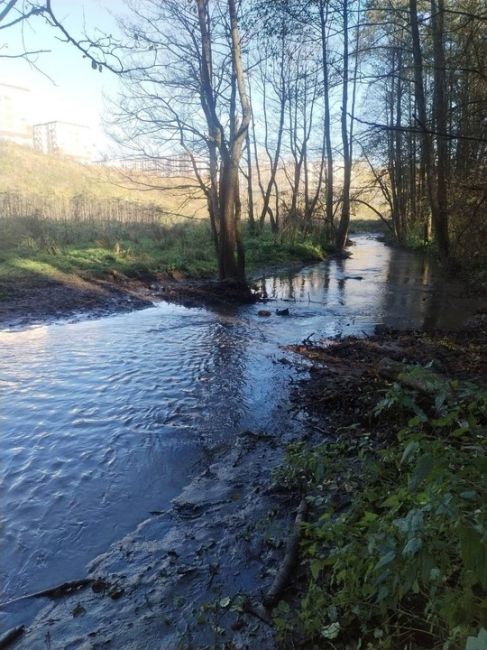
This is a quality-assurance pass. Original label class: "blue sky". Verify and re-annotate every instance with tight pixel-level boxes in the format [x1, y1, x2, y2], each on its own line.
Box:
[1, 1, 356, 159]
[1, 0, 127, 138]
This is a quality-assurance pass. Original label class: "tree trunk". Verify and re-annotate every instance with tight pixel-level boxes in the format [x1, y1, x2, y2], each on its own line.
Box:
[259, 40, 286, 232]
[409, 0, 448, 259]
[336, 0, 351, 252]
[319, 0, 334, 235]
[196, 0, 250, 282]
[245, 129, 255, 229]
[431, 0, 450, 259]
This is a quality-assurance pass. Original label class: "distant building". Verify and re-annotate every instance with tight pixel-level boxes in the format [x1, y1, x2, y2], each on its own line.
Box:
[33, 121, 97, 161]
[100, 152, 208, 177]
[0, 82, 32, 146]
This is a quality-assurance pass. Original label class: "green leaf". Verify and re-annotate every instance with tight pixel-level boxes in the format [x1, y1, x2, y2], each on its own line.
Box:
[374, 551, 395, 571]
[460, 491, 477, 500]
[459, 527, 487, 587]
[377, 586, 389, 602]
[310, 559, 322, 580]
[360, 511, 379, 525]
[429, 567, 441, 581]
[402, 537, 422, 558]
[466, 628, 487, 650]
[401, 441, 419, 465]
[321, 622, 340, 640]
[410, 453, 434, 490]
[382, 494, 400, 508]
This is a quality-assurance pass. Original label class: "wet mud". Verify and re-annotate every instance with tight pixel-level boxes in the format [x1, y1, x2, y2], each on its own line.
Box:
[3, 428, 303, 649]
[0, 271, 258, 331]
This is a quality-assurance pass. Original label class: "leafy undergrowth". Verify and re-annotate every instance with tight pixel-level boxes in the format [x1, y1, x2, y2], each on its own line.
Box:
[275, 334, 487, 649]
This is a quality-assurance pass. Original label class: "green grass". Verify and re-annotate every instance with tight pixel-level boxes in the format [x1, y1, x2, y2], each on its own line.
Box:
[0, 140, 206, 214]
[0, 216, 326, 294]
[0, 140, 327, 292]
[244, 231, 325, 271]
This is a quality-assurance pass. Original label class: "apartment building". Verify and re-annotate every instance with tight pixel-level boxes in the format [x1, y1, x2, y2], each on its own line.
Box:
[33, 121, 97, 161]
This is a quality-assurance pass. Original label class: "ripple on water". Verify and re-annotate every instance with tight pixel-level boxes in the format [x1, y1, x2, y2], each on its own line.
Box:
[1, 237, 480, 629]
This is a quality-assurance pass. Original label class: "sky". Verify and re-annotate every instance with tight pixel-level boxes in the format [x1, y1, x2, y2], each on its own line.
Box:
[1, 0, 128, 146]
[0, 1, 355, 160]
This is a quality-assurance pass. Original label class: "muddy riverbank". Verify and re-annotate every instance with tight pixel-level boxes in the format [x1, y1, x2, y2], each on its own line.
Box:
[0, 270, 261, 330]
[1, 233, 483, 331]
[2, 425, 302, 648]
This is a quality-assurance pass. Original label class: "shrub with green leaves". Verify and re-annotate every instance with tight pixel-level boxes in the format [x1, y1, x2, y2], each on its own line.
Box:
[276, 373, 487, 649]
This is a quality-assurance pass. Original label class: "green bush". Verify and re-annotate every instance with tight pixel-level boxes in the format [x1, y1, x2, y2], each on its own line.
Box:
[276, 373, 487, 649]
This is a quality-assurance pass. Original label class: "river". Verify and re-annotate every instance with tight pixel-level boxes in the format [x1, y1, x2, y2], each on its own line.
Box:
[0, 235, 479, 632]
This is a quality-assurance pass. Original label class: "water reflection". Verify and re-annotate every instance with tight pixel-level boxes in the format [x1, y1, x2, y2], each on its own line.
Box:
[258, 234, 477, 333]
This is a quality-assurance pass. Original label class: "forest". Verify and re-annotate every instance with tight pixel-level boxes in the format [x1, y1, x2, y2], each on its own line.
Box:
[92, 0, 487, 283]
[2, 0, 486, 288]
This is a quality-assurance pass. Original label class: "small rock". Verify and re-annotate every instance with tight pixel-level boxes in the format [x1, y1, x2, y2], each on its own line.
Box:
[276, 308, 290, 316]
[278, 357, 291, 365]
[91, 579, 109, 594]
[72, 603, 86, 618]
[109, 587, 125, 600]
[257, 309, 271, 317]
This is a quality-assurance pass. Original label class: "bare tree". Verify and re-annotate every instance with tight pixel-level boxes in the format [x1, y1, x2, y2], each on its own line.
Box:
[112, 0, 251, 283]
[336, 0, 361, 252]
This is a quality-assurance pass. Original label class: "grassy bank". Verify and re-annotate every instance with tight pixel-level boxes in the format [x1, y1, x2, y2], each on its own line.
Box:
[272, 331, 487, 649]
[0, 141, 388, 297]
[0, 215, 326, 298]
[0, 141, 207, 216]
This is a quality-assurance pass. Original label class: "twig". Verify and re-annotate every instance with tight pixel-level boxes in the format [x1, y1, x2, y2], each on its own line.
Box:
[0, 626, 25, 649]
[0, 579, 92, 610]
[242, 600, 272, 626]
[263, 498, 307, 609]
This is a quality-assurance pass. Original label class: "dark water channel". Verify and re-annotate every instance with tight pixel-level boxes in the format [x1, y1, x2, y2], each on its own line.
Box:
[0, 235, 480, 630]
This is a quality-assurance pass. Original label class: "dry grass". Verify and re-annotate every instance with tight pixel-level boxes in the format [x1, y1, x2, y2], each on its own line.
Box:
[0, 141, 207, 218]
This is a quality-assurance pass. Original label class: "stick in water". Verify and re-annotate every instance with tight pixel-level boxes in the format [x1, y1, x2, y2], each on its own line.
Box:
[263, 498, 307, 609]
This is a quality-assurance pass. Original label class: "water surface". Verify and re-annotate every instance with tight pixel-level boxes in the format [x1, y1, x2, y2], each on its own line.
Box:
[0, 235, 478, 628]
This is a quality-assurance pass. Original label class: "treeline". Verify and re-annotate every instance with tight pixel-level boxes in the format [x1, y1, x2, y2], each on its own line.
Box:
[108, 0, 486, 280]
[360, 0, 487, 264]
[0, 192, 167, 224]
